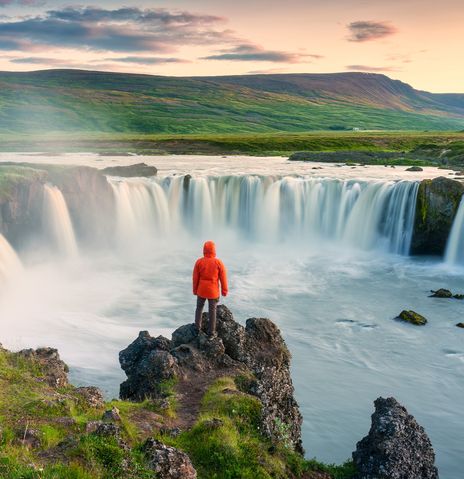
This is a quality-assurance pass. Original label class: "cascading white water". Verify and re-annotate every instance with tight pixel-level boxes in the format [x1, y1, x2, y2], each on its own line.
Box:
[42, 185, 78, 257]
[445, 196, 464, 265]
[0, 234, 23, 284]
[109, 175, 419, 255]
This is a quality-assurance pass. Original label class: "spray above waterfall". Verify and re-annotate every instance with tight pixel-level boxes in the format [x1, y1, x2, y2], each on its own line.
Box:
[0, 234, 23, 285]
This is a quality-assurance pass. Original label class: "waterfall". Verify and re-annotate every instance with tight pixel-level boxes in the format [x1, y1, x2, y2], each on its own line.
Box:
[445, 196, 464, 265]
[0, 234, 23, 284]
[42, 185, 78, 257]
[109, 175, 419, 255]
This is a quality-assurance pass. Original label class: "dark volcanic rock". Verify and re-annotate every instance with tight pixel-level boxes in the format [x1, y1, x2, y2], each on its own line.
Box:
[353, 397, 439, 479]
[429, 288, 453, 298]
[395, 310, 428, 326]
[411, 177, 464, 255]
[456, 322, 464, 328]
[119, 305, 303, 453]
[102, 163, 157, 178]
[143, 438, 197, 479]
[406, 166, 423, 171]
[18, 347, 69, 387]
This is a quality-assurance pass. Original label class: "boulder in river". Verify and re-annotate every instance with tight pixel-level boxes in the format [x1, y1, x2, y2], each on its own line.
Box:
[406, 166, 423, 171]
[353, 397, 439, 479]
[429, 288, 453, 298]
[102, 163, 157, 177]
[456, 322, 464, 328]
[395, 310, 427, 325]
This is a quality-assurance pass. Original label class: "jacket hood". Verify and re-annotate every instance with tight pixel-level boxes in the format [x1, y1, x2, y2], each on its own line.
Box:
[203, 240, 216, 257]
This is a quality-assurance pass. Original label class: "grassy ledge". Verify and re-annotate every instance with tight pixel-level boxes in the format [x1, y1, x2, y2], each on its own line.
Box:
[0, 348, 356, 479]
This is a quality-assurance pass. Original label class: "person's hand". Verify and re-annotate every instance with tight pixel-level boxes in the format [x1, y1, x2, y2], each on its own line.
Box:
[222, 291, 228, 297]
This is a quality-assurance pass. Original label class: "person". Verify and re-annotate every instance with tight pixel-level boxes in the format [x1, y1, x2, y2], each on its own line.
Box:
[192, 240, 228, 337]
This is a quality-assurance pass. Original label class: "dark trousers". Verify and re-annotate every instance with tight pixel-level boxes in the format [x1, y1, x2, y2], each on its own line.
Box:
[195, 296, 218, 335]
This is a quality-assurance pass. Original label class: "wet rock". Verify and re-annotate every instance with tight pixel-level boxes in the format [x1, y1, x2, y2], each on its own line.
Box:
[119, 306, 303, 453]
[102, 163, 157, 178]
[406, 166, 423, 171]
[75, 386, 105, 408]
[143, 438, 197, 479]
[411, 177, 464, 255]
[453, 294, 464, 300]
[353, 397, 439, 479]
[429, 288, 453, 298]
[456, 322, 464, 328]
[395, 310, 427, 326]
[102, 406, 121, 422]
[18, 347, 69, 387]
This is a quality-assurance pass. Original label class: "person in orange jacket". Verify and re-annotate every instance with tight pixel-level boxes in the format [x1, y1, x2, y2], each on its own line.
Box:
[192, 240, 228, 337]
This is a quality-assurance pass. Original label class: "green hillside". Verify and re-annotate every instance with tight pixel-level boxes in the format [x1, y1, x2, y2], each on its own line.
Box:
[0, 70, 463, 134]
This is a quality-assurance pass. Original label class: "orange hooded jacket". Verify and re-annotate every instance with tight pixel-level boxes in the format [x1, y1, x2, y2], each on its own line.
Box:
[192, 241, 228, 299]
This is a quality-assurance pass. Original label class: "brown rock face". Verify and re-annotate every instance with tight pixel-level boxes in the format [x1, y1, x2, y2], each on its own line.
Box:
[411, 177, 464, 255]
[47, 166, 115, 244]
[18, 347, 69, 388]
[119, 305, 304, 453]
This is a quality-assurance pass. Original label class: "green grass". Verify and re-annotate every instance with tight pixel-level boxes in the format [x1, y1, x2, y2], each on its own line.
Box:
[0, 70, 463, 135]
[0, 350, 356, 479]
[1, 130, 463, 166]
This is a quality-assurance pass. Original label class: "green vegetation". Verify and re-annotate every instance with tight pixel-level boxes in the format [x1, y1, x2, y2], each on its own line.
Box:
[0, 131, 464, 167]
[0, 70, 463, 135]
[0, 350, 356, 479]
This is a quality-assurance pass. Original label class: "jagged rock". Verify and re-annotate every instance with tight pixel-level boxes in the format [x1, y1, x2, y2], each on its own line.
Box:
[119, 306, 303, 453]
[353, 397, 439, 479]
[75, 386, 105, 408]
[18, 347, 69, 387]
[172, 324, 198, 348]
[406, 166, 423, 171]
[453, 294, 464, 300]
[102, 406, 121, 422]
[120, 333, 179, 401]
[429, 288, 453, 298]
[102, 163, 157, 178]
[143, 438, 197, 479]
[456, 322, 464, 328]
[411, 177, 464, 255]
[395, 310, 427, 326]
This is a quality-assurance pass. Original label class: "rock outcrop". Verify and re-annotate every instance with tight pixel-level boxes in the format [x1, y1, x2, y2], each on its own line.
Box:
[0, 163, 115, 246]
[102, 163, 157, 178]
[411, 177, 464, 255]
[18, 347, 69, 387]
[0, 165, 47, 244]
[353, 397, 439, 479]
[119, 305, 303, 453]
[143, 439, 197, 479]
[395, 310, 427, 326]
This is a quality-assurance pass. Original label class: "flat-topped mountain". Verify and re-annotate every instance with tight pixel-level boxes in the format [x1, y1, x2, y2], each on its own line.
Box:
[0, 69, 463, 133]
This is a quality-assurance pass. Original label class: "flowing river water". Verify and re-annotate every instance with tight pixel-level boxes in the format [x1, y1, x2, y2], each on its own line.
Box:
[0, 154, 463, 478]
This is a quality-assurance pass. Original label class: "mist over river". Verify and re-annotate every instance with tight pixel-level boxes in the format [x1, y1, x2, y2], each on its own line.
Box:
[0, 154, 463, 478]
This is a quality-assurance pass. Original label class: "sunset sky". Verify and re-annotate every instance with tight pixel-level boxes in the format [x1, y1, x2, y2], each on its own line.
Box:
[0, 0, 462, 92]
